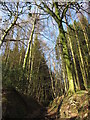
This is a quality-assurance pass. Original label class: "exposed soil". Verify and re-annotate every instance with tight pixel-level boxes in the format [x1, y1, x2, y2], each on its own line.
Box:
[2, 87, 90, 120]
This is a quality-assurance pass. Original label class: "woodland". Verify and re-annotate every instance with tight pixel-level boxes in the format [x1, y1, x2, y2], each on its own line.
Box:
[0, 0, 90, 120]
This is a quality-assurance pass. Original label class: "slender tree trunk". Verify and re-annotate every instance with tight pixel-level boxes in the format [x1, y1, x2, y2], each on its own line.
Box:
[62, 64, 67, 93]
[78, 15, 89, 55]
[78, 16, 89, 83]
[23, 18, 36, 69]
[48, 60, 56, 98]
[4, 42, 10, 66]
[65, 18, 80, 90]
[22, 18, 36, 94]
[69, 12, 87, 89]
[27, 40, 35, 93]
[28, 38, 33, 82]
[56, 38, 67, 93]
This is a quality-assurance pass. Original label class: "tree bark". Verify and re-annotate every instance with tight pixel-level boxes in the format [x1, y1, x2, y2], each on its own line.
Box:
[65, 17, 80, 90]
[23, 18, 36, 69]
[42, 2, 75, 93]
[69, 12, 87, 89]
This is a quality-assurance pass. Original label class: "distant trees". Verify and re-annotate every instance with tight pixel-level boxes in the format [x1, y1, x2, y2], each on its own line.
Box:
[2, 33, 53, 105]
[29, 36, 53, 105]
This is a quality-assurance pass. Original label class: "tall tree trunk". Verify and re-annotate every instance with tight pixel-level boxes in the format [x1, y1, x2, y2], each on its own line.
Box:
[48, 61, 56, 98]
[51, 58, 57, 96]
[23, 19, 36, 94]
[42, 2, 75, 93]
[28, 37, 33, 82]
[69, 12, 87, 89]
[56, 38, 67, 93]
[27, 38, 36, 93]
[65, 18, 80, 90]
[78, 15, 89, 55]
[58, 26, 75, 93]
[4, 42, 10, 66]
[62, 62, 67, 93]
[23, 18, 36, 69]
[78, 15, 89, 83]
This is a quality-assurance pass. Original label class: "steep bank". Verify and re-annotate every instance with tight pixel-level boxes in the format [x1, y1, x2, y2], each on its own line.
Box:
[46, 90, 90, 120]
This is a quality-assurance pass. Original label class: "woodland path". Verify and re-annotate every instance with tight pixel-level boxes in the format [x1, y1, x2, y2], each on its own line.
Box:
[2, 87, 90, 120]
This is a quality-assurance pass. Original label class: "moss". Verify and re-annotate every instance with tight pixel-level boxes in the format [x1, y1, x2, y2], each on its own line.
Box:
[68, 90, 75, 96]
[76, 90, 88, 94]
[59, 27, 75, 93]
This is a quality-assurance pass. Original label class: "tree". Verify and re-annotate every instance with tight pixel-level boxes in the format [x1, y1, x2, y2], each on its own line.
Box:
[65, 16, 80, 91]
[1, 1, 89, 103]
[0, 2, 19, 48]
[27, 35, 53, 105]
[23, 18, 36, 70]
[36, 1, 77, 93]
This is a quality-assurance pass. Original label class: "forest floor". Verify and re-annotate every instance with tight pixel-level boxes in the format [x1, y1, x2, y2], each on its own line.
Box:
[46, 90, 90, 120]
[2, 87, 90, 120]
